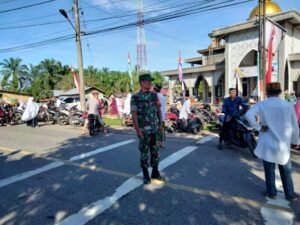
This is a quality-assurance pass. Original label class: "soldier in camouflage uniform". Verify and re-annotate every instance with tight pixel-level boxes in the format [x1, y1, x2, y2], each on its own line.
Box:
[131, 74, 165, 184]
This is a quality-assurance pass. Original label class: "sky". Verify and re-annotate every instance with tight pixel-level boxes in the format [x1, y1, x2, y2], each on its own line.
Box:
[0, 0, 299, 73]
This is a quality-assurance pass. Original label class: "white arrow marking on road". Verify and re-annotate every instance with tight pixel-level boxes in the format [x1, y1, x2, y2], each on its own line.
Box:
[56, 145, 202, 225]
[261, 169, 294, 225]
[0, 140, 135, 188]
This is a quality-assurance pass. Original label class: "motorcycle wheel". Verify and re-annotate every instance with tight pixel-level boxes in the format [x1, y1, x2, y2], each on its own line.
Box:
[45, 115, 54, 125]
[89, 128, 95, 136]
[166, 127, 174, 133]
[171, 121, 178, 131]
[247, 135, 257, 158]
[58, 119, 66, 126]
[192, 128, 198, 135]
[13, 116, 18, 125]
[69, 115, 83, 127]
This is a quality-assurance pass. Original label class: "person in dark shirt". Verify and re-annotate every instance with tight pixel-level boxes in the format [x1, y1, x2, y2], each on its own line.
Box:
[218, 88, 248, 150]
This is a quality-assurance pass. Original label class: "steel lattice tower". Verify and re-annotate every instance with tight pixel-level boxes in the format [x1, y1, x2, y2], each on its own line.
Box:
[137, 0, 147, 73]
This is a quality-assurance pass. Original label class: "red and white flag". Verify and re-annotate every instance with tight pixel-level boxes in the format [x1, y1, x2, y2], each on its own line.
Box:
[178, 52, 185, 98]
[265, 19, 285, 84]
[70, 66, 80, 91]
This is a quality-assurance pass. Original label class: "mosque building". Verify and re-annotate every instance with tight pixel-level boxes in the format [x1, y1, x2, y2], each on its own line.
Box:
[161, 0, 300, 103]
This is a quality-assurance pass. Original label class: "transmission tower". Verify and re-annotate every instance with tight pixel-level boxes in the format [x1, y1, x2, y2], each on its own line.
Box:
[137, 0, 147, 73]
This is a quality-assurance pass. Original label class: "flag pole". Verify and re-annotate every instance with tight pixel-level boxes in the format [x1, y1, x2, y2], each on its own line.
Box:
[262, 0, 267, 100]
[178, 51, 185, 101]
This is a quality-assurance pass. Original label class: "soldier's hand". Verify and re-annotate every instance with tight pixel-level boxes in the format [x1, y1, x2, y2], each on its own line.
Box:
[159, 124, 163, 133]
[136, 129, 144, 139]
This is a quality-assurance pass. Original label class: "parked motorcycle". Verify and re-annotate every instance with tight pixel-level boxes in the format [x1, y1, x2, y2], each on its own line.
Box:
[38, 106, 55, 125]
[166, 107, 202, 134]
[192, 103, 217, 124]
[12, 108, 23, 125]
[69, 113, 84, 127]
[218, 109, 257, 158]
[178, 114, 203, 134]
[56, 105, 71, 125]
[165, 106, 180, 133]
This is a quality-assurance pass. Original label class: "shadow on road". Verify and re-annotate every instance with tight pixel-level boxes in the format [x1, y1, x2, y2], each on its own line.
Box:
[0, 128, 299, 225]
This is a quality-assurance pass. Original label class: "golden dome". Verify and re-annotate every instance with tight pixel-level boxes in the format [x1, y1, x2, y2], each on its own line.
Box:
[249, 0, 282, 20]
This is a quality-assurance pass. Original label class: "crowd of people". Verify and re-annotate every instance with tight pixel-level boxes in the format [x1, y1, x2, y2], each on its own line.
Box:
[124, 74, 299, 203]
[1, 74, 300, 202]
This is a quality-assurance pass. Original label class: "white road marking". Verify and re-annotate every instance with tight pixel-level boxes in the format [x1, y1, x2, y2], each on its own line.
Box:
[196, 135, 217, 144]
[56, 145, 203, 225]
[261, 168, 294, 225]
[0, 140, 135, 188]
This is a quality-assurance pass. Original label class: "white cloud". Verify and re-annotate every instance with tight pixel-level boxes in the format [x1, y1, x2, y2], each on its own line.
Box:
[90, 0, 165, 12]
[91, 0, 137, 11]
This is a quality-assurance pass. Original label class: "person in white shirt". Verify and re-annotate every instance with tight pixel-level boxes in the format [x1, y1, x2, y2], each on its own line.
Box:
[153, 84, 166, 148]
[55, 98, 62, 108]
[245, 82, 299, 202]
[123, 93, 132, 116]
[179, 94, 191, 131]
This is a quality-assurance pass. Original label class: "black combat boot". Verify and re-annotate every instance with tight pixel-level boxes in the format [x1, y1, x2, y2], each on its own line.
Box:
[151, 166, 165, 181]
[142, 168, 151, 185]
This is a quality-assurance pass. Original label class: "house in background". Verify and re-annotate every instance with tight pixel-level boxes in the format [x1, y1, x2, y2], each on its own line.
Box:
[52, 87, 104, 103]
[0, 90, 31, 104]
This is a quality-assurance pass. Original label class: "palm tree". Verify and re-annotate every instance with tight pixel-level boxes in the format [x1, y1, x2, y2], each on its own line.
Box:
[0, 57, 29, 91]
[27, 64, 41, 82]
[85, 65, 98, 87]
[39, 58, 66, 90]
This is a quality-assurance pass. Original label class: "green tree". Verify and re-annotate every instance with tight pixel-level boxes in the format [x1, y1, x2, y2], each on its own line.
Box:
[39, 58, 64, 90]
[151, 71, 165, 86]
[27, 59, 69, 99]
[0, 57, 29, 91]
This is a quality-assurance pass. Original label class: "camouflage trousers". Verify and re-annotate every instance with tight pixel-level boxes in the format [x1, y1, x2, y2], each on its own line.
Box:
[158, 122, 166, 142]
[139, 133, 159, 169]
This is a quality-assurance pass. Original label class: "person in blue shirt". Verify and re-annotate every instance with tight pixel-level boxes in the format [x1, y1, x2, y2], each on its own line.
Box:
[218, 88, 248, 150]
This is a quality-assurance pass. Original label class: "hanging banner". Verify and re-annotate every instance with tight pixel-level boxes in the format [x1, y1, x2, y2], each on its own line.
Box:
[264, 18, 285, 53]
[265, 18, 286, 84]
[178, 52, 185, 99]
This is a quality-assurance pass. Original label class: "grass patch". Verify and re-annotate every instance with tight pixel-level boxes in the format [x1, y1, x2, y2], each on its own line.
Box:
[203, 122, 218, 132]
[104, 117, 123, 126]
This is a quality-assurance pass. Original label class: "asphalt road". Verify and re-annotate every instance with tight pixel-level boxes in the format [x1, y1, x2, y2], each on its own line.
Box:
[0, 124, 299, 225]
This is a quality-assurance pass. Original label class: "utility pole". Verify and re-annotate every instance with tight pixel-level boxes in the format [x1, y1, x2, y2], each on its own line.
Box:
[74, 0, 86, 111]
[258, 0, 267, 100]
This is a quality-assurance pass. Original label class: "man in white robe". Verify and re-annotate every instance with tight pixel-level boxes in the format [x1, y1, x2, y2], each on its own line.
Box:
[246, 82, 299, 202]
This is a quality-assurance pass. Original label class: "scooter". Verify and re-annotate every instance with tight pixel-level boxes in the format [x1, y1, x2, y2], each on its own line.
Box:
[218, 109, 257, 158]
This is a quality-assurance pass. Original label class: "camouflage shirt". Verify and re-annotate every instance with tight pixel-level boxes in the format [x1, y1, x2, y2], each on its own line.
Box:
[131, 90, 161, 134]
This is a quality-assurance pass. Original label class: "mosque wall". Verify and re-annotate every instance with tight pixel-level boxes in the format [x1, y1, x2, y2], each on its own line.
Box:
[225, 28, 259, 95]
